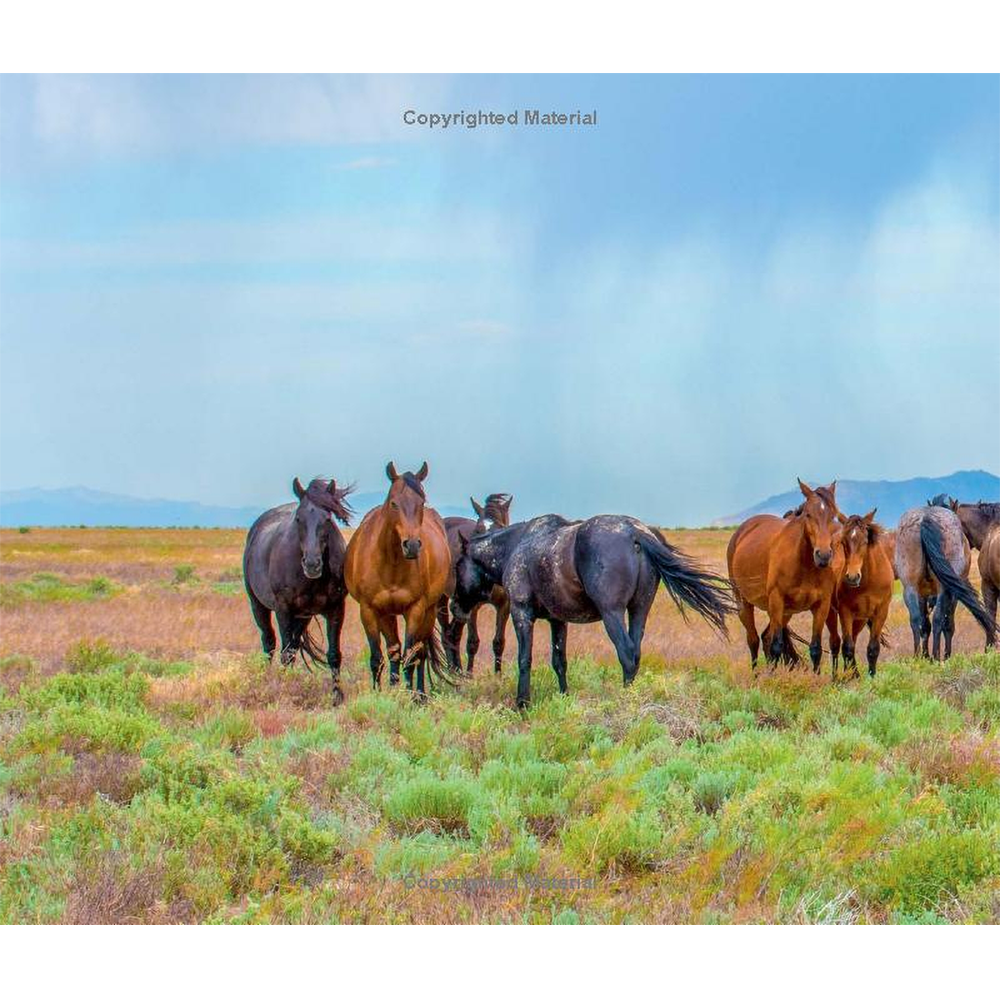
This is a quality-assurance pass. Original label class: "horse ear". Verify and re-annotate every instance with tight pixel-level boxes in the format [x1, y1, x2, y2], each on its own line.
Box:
[798, 478, 814, 500]
[864, 508, 877, 524]
[327, 478, 338, 494]
[950, 498, 959, 512]
[459, 533, 470, 555]
[416, 461, 429, 481]
[386, 462, 398, 482]
[292, 477, 305, 500]
[836, 511, 847, 524]
[471, 497, 485, 518]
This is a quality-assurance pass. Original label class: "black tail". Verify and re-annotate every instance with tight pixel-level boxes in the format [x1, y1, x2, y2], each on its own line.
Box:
[404, 627, 463, 690]
[638, 529, 735, 638]
[298, 618, 327, 671]
[920, 518, 996, 644]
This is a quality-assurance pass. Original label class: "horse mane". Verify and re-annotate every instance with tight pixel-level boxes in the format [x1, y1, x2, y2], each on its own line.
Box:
[304, 478, 355, 526]
[400, 472, 426, 500]
[841, 512, 882, 545]
[482, 493, 512, 523]
[814, 485, 838, 510]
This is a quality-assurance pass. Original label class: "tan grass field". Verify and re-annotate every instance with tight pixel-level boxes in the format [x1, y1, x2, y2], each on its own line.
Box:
[0, 526, 988, 678]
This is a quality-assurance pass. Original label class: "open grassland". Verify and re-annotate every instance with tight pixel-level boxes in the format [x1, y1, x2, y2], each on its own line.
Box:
[1, 527, 998, 924]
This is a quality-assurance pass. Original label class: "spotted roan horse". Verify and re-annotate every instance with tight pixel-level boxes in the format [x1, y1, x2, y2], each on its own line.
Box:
[438, 493, 513, 673]
[451, 514, 733, 708]
[894, 502, 995, 658]
[243, 477, 354, 704]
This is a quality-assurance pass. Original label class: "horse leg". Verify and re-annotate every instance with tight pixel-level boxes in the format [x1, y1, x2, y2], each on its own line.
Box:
[903, 587, 924, 658]
[828, 607, 842, 679]
[359, 604, 384, 688]
[766, 594, 787, 665]
[931, 590, 954, 661]
[627, 597, 652, 682]
[867, 603, 888, 678]
[919, 595, 933, 657]
[248, 591, 276, 659]
[380, 614, 403, 687]
[808, 600, 829, 674]
[403, 602, 433, 695]
[983, 577, 998, 649]
[600, 608, 638, 686]
[510, 604, 536, 709]
[436, 595, 461, 671]
[465, 605, 481, 674]
[276, 610, 300, 666]
[492, 599, 509, 674]
[938, 591, 957, 661]
[325, 600, 346, 706]
[549, 619, 569, 694]
[737, 597, 760, 669]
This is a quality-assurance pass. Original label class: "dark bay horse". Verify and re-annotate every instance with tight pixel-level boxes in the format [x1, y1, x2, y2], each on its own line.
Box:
[438, 493, 513, 673]
[826, 510, 894, 678]
[894, 504, 995, 658]
[950, 499, 1000, 552]
[243, 477, 354, 704]
[344, 462, 454, 696]
[728, 480, 841, 672]
[450, 514, 733, 708]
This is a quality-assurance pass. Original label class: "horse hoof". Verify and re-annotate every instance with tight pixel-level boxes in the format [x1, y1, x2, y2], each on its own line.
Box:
[331, 687, 345, 707]
[280, 649, 295, 667]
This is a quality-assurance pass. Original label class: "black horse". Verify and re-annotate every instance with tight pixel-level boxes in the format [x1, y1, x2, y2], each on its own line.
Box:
[437, 493, 513, 673]
[451, 514, 733, 707]
[243, 477, 354, 704]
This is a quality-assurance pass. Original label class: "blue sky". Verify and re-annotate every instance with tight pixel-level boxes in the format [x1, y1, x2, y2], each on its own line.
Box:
[1, 74, 997, 523]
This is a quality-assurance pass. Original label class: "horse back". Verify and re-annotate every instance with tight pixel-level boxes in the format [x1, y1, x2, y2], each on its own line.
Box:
[727, 515, 785, 606]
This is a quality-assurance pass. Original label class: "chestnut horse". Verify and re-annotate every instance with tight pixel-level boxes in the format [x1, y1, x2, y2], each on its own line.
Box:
[728, 480, 841, 671]
[344, 461, 454, 695]
[894, 504, 995, 658]
[437, 493, 513, 673]
[825, 510, 894, 678]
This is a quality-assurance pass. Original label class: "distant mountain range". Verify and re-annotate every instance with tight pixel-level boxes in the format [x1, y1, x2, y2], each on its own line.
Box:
[0, 486, 473, 528]
[713, 470, 1000, 527]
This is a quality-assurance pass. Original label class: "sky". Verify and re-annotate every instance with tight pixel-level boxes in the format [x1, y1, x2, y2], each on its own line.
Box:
[0, 74, 998, 524]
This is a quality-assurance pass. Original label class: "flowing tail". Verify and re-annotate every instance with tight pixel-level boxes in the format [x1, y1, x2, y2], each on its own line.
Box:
[638, 528, 735, 637]
[298, 618, 327, 671]
[403, 626, 463, 690]
[920, 518, 996, 644]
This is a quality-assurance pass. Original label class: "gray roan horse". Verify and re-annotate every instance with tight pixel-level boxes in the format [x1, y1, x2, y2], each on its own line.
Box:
[243, 477, 354, 704]
[451, 514, 733, 707]
[437, 493, 513, 673]
[895, 501, 995, 658]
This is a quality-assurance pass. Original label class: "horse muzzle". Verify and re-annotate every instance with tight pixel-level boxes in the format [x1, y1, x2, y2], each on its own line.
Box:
[813, 548, 832, 568]
[845, 572, 862, 588]
[301, 559, 323, 579]
[401, 538, 422, 560]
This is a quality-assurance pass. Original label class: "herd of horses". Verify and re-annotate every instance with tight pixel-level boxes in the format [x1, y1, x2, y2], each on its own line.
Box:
[242, 465, 1000, 707]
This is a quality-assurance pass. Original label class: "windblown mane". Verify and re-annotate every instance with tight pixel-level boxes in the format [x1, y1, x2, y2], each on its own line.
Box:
[304, 478, 355, 526]
[482, 493, 512, 524]
[841, 513, 882, 545]
[400, 472, 426, 499]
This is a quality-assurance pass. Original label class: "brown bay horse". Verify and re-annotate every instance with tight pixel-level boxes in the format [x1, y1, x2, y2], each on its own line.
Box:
[437, 493, 513, 673]
[826, 510, 894, 678]
[344, 461, 454, 695]
[894, 504, 995, 658]
[728, 480, 841, 672]
[979, 525, 1000, 646]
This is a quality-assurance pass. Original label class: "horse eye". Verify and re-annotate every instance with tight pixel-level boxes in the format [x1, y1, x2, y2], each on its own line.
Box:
[390, 501, 399, 510]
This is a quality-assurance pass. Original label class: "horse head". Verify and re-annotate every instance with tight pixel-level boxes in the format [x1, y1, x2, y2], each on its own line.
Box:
[954, 500, 1000, 550]
[385, 460, 429, 559]
[471, 493, 514, 533]
[292, 476, 353, 579]
[836, 509, 878, 587]
[797, 478, 839, 569]
[451, 532, 495, 620]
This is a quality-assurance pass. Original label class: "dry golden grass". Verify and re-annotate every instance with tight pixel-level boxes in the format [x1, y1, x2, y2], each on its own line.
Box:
[0, 526, 989, 675]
